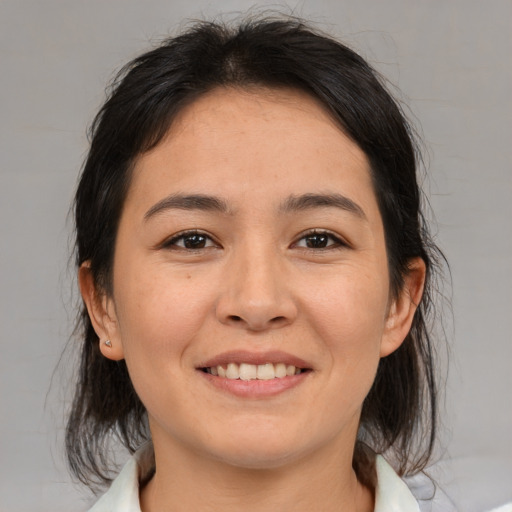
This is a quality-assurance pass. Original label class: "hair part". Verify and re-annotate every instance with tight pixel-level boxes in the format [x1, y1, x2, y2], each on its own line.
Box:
[68, 15, 446, 489]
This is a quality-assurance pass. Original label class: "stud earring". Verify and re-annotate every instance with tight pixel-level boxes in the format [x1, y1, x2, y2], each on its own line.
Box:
[104, 340, 112, 348]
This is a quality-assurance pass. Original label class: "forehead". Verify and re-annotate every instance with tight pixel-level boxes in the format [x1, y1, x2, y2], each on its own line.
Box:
[128, 87, 377, 217]
[166, 86, 362, 161]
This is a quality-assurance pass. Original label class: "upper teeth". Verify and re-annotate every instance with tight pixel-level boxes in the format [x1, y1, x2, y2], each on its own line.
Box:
[206, 363, 301, 380]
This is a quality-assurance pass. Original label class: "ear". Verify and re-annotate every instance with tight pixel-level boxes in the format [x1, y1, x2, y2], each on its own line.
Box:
[78, 262, 125, 361]
[380, 257, 426, 358]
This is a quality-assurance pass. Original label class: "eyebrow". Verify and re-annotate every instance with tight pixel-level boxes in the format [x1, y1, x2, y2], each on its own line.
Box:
[144, 193, 231, 220]
[279, 193, 367, 219]
[144, 192, 366, 221]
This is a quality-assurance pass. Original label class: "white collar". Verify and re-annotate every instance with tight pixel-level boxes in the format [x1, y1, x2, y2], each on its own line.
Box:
[374, 455, 420, 511]
[88, 445, 420, 512]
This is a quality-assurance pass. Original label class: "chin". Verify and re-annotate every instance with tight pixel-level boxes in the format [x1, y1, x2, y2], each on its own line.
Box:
[201, 428, 314, 470]
[213, 446, 303, 470]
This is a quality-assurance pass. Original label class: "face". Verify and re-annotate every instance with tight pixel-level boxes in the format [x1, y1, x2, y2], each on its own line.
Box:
[83, 87, 420, 470]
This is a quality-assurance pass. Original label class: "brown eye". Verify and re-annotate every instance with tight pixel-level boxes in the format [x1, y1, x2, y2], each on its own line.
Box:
[182, 234, 208, 249]
[304, 234, 330, 248]
[295, 231, 345, 250]
[164, 231, 217, 250]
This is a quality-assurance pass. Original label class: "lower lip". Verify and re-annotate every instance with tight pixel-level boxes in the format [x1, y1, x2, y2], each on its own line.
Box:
[198, 370, 310, 398]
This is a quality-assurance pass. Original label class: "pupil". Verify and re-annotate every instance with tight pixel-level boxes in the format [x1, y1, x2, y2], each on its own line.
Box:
[184, 235, 206, 249]
[306, 234, 328, 248]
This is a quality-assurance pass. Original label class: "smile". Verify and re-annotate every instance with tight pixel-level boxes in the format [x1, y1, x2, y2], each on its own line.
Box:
[197, 351, 312, 397]
[202, 362, 306, 380]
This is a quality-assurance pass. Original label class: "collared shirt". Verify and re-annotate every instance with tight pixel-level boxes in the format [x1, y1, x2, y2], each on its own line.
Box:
[88, 445, 425, 512]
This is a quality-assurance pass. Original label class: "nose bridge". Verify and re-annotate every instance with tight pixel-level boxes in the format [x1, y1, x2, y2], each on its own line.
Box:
[238, 238, 280, 302]
[216, 234, 296, 330]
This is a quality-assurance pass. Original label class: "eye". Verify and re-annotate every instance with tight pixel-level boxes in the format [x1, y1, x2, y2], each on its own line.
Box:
[163, 230, 218, 250]
[294, 230, 346, 249]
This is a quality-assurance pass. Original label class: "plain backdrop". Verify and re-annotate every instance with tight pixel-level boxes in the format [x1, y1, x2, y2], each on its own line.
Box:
[0, 1, 511, 511]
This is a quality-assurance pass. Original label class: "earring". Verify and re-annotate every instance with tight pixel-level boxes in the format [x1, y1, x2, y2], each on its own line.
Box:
[104, 340, 112, 348]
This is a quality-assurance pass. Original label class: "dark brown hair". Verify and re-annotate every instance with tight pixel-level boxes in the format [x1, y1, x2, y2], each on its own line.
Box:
[67, 15, 445, 488]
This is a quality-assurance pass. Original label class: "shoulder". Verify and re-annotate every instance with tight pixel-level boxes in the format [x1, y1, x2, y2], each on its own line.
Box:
[375, 455, 467, 512]
[87, 443, 153, 512]
[374, 455, 421, 512]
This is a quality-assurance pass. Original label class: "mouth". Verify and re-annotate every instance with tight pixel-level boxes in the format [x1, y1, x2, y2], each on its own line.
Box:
[201, 362, 310, 380]
[196, 351, 312, 397]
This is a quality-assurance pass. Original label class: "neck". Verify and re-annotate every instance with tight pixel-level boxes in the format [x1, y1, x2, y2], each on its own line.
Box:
[139, 436, 374, 512]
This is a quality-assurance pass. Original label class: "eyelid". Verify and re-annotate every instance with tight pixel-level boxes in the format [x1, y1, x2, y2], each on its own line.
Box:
[160, 229, 220, 250]
[292, 229, 349, 249]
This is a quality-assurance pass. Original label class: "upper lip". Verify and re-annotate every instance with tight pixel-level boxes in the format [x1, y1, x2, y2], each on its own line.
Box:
[197, 350, 312, 369]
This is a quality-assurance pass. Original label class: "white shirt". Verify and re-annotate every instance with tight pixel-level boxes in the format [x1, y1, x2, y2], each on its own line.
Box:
[88, 445, 426, 512]
[87, 447, 512, 512]
[86, 442, 512, 512]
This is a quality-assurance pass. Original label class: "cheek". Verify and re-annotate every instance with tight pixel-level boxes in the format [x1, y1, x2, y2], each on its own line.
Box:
[113, 262, 215, 362]
[302, 263, 389, 393]
[278, 267, 389, 443]
[111, 267, 216, 423]
[305, 264, 389, 345]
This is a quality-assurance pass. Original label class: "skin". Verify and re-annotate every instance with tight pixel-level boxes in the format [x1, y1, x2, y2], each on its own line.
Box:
[80, 87, 425, 512]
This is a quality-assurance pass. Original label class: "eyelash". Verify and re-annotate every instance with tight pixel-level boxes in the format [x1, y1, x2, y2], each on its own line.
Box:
[162, 229, 347, 251]
[162, 230, 219, 250]
[292, 229, 347, 250]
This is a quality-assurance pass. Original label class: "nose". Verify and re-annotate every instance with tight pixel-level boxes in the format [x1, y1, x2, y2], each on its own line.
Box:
[215, 243, 298, 332]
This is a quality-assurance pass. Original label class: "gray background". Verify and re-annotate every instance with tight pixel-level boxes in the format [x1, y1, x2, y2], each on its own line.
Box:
[0, 1, 510, 511]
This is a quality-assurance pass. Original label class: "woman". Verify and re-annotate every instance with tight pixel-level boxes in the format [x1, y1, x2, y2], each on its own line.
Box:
[68, 16, 444, 511]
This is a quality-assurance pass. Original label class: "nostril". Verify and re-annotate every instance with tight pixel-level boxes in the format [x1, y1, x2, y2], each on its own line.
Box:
[222, 311, 294, 330]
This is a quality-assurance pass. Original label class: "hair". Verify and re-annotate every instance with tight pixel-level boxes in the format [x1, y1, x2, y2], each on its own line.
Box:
[67, 15, 445, 489]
